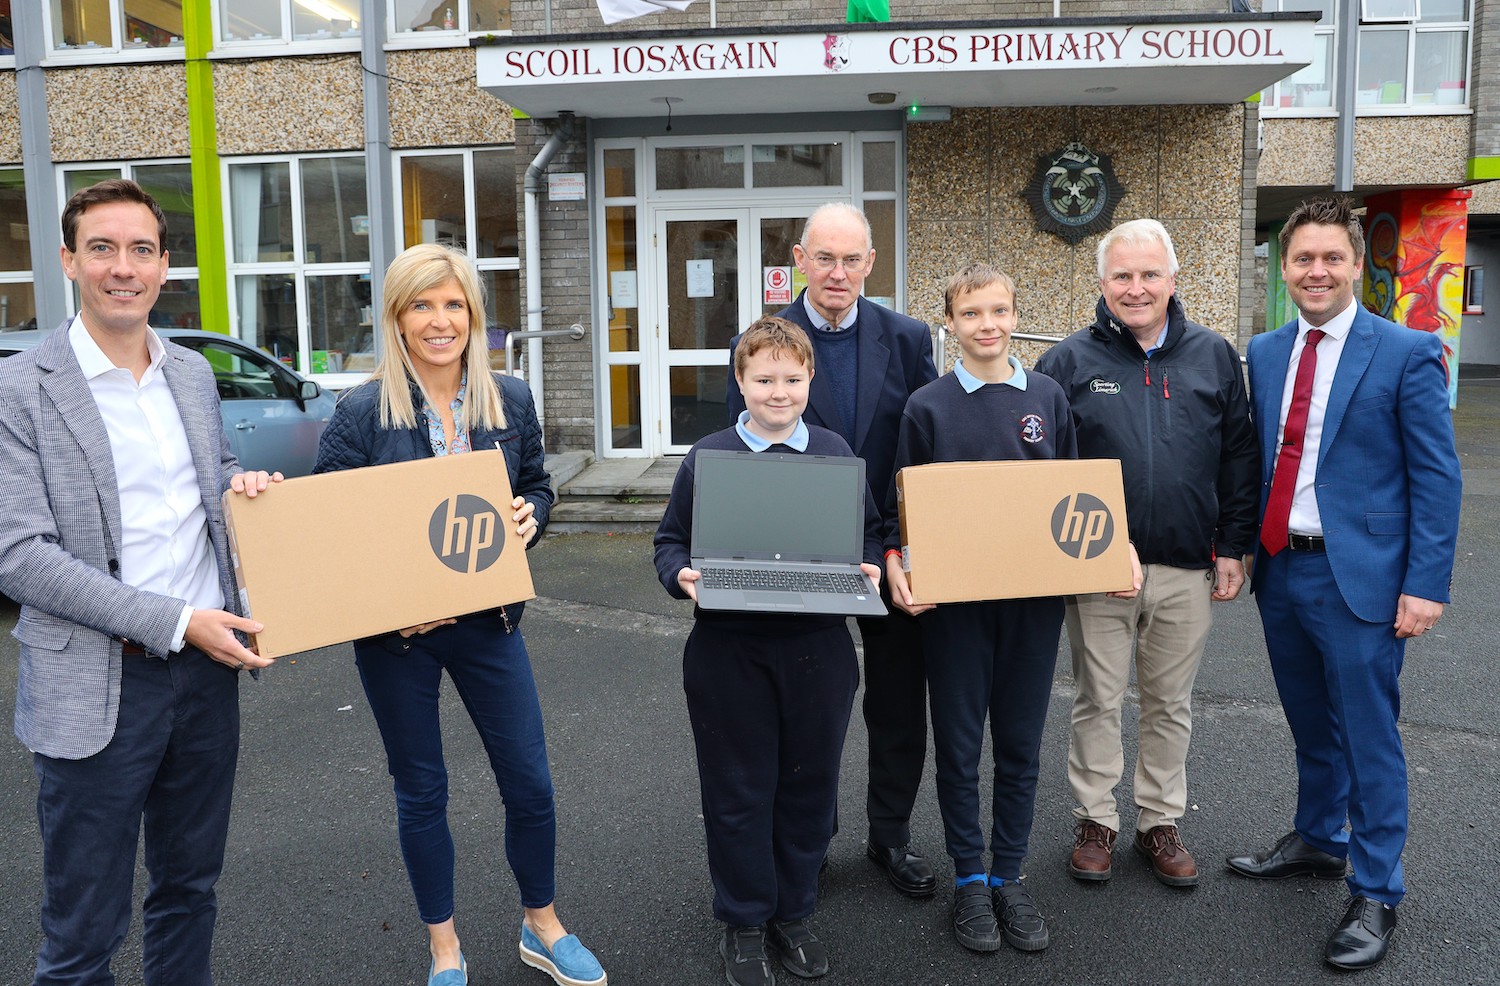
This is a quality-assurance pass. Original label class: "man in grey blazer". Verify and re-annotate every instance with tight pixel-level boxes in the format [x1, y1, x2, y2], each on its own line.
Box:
[0, 179, 279, 986]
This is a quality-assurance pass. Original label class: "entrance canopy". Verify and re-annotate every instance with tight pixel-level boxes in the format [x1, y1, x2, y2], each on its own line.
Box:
[475, 13, 1317, 119]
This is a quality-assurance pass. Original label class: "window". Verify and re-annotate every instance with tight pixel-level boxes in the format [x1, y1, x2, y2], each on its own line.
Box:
[218, 0, 360, 46]
[1463, 265, 1484, 315]
[396, 147, 520, 372]
[1265, 0, 1470, 111]
[58, 161, 201, 328]
[47, 0, 185, 54]
[390, 0, 509, 35]
[227, 154, 370, 378]
[0, 167, 36, 330]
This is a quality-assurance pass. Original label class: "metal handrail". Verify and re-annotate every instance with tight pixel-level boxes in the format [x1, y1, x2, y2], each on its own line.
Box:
[504, 323, 586, 377]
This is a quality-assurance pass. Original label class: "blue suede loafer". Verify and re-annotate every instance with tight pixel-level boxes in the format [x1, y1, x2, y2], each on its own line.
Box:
[428, 952, 467, 986]
[519, 922, 607, 986]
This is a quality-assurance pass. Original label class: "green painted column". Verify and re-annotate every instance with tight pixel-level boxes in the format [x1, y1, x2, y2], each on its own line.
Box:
[183, 0, 229, 335]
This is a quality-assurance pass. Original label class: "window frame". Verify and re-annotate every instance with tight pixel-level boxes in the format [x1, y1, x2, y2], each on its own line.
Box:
[386, 0, 511, 42]
[43, 0, 188, 62]
[1261, 0, 1471, 115]
[1463, 264, 1484, 315]
[213, 0, 362, 53]
[223, 151, 372, 387]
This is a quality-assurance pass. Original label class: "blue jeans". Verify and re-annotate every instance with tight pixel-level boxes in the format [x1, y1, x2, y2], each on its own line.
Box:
[354, 611, 557, 922]
[33, 647, 240, 986]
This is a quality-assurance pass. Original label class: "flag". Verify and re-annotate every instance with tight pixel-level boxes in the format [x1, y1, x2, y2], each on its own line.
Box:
[847, 0, 890, 22]
[596, 0, 697, 24]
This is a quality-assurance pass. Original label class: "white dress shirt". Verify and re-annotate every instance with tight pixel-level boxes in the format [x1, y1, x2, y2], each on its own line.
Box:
[70, 318, 223, 651]
[1276, 298, 1357, 537]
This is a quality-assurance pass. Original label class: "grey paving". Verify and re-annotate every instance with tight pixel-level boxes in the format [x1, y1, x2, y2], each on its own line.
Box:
[0, 382, 1496, 985]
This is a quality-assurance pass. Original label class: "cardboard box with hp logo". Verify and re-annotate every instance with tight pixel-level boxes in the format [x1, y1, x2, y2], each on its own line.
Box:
[222, 450, 535, 658]
[895, 459, 1133, 604]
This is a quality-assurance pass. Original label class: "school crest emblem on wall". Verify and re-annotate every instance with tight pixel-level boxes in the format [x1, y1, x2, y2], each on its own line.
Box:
[1021, 143, 1126, 244]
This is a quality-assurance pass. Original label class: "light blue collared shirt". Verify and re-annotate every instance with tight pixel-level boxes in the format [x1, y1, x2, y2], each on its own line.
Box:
[802, 293, 859, 332]
[954, 356, 1027, 394]
[1144, 324, 1169, 358]
[735, 410, 810, 452]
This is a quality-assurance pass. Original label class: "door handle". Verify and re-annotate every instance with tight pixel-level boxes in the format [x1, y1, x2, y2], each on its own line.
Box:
[234, 422, 256, 431]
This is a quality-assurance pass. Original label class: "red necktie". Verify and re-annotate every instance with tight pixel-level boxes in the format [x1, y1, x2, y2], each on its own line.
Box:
[1261, 329, 1325, 556]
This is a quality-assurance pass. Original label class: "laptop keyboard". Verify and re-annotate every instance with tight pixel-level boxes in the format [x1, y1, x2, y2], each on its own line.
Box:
[700, 567, 870, 594]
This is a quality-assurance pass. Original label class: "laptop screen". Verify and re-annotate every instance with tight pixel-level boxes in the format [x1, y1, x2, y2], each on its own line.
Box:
[691, 450, 866, 564]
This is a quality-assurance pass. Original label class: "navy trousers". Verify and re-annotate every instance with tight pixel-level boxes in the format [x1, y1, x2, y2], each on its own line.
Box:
[683, 619, 858, 927]
[857, 602, 928, 849]
[1255, 549, 1407, 906]
[33, 647, 240, 986]
[923, 598, 1064, 880]
[354, 611, 557, 923]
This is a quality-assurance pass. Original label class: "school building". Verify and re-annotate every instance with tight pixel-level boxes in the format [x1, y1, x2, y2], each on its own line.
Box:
[2, 1, 1496, 470]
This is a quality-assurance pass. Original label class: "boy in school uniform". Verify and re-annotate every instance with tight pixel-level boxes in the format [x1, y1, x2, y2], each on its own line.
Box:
[654, 316, 884, 986]
[885, 263, 1140, 954]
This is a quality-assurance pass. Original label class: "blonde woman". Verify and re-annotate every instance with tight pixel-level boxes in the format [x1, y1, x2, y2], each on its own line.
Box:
[315, 244, 605, 986]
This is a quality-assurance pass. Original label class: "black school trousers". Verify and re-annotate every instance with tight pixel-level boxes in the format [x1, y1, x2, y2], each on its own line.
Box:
[923, 597, 1064, 879]
[683, 618, 859, 927]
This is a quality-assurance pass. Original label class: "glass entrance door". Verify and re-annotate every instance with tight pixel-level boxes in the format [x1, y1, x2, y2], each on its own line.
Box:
[654, 210, 749, 453]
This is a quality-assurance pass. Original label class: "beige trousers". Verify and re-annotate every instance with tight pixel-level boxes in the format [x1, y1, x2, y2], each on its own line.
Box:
[1066, 564, 1213, 834]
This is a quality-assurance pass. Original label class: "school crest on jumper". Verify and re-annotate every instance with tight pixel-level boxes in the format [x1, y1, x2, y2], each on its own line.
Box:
[1020, 414, 1046, 444]
[1021, 142, 1126, 245]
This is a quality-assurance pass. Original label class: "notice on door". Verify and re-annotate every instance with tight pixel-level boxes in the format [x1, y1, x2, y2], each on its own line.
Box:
[686, 259, 714, 298]
[763, 266, 792, 306]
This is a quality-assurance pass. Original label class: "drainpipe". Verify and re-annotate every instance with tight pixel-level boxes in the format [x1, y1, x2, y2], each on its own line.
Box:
[522, 112, 576, 422]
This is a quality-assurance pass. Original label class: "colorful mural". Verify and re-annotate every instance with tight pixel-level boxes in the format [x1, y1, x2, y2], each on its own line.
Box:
[1362, 189, 1471, 408]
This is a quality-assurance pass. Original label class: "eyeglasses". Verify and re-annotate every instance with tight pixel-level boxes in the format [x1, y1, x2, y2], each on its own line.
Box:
[809, 253, 869, 273]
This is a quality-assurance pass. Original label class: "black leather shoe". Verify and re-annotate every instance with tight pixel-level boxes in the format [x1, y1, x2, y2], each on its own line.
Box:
[768, 918, 829, 979]
[866, 842, 937, 897]
[1226, 831, 1346, 880]
[1325, 896, 1396, 970]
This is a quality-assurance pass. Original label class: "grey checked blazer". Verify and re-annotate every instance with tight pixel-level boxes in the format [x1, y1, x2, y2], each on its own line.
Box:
[0, 322, 241, 760]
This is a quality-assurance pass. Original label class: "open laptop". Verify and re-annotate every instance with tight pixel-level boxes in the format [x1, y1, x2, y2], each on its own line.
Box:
[691, 449, 887, 617]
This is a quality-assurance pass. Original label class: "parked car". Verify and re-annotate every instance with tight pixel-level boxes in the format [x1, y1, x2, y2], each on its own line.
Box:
[0, 327, 337, 478]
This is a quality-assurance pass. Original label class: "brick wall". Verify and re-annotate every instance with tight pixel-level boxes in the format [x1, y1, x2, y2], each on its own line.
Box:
[516, 117, 597, 453]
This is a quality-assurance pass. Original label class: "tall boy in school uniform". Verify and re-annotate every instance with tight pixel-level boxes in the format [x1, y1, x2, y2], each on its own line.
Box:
[885, 264, 1140, 954]
[654, 317, 884, 986]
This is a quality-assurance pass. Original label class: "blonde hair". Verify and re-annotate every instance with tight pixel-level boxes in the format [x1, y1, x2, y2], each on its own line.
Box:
[371, 243, 506, 432]
[734, 317, 816, 377]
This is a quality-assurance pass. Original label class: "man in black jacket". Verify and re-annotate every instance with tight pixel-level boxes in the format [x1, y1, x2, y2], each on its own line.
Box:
[1034, 219, 1258, 889]
[727, 203, 939, 897]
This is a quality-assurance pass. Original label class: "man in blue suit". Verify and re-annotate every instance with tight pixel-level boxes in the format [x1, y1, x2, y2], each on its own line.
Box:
[726, 203, 939, 900]
[1229, 197, 1461, 970]
[0, 180, 277, 985]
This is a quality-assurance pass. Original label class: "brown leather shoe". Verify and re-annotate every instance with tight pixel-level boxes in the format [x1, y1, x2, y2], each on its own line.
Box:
[1068, 821, 1117, 882]
[1134, 825, 1199, 887]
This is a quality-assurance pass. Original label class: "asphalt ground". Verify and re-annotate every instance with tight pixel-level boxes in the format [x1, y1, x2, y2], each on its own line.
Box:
[1, 378, 1496, 986]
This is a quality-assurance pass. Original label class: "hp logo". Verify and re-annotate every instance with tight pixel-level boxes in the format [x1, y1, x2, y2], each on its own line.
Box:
[429, 495, 504, 574]
[1050, 493, 1114, 560]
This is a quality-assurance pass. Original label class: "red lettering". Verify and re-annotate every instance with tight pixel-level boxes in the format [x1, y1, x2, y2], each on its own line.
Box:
[971, 34, 994, 62]
[1141, 29, 1163, 59]
[1212, 30, 1237, 58]
[505, 50, 525, 78]
[937, 35, 958, 63]
[1187, 30, 1208, 59]
[756, 41, 777, 68]
[889, 37, 912, 65]
[1236, 28, 1261, 57]
[996, 34, 1016, 64]
[1028, 33, 1052, 61]
[647, 44, 666, 72]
